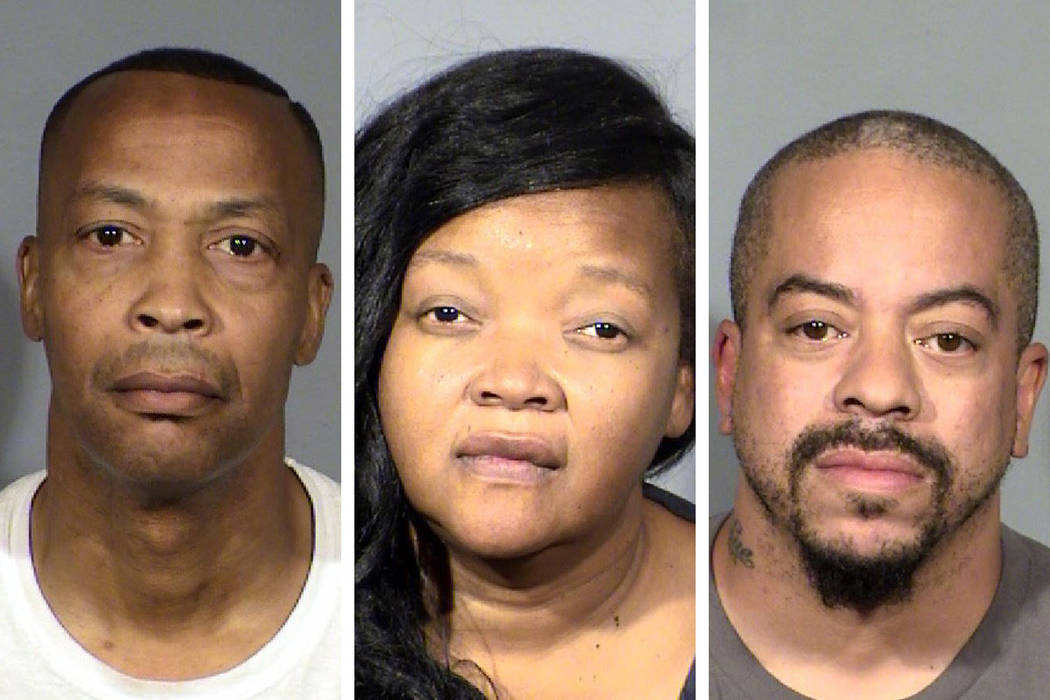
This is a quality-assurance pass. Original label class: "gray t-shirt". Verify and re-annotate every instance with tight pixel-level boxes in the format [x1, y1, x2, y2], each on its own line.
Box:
[710, 513, 1050, 699]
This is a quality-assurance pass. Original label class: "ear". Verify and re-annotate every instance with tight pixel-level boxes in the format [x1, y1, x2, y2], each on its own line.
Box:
[17, 236, 43, 342]
[295, 262, 334, 365]
[713, 319, 742, 435]
[1012, 341, 1048, 457]
[664, 360, 695, 438]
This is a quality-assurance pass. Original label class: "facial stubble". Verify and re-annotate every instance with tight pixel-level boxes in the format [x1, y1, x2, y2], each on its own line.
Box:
[70, 340, 265, 496]
[734, 420, 1009, 613]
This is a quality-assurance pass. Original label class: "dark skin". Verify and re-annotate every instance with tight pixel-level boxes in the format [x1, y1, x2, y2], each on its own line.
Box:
[17, 70, 333, 679]
[379, 187, 695, 697]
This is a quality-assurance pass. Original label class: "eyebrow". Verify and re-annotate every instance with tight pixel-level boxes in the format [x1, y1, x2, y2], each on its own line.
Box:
[408, 251, 654, 297]
[203, 197, 283, 221]
[767, 273, 856, 311]
[578, 264, 654, 297]
[907, 286, 1000, 329]
[70, 182, 282, 223]
[408, 249, 479, 268]
[768, 273, 1000, 328]
[70, 182, 149, 209]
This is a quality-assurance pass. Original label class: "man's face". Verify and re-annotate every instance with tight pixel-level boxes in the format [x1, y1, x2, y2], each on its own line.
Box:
[378, 186, 693, 560]
[21, 71, 331, 489]
[717, 149, 1046, 606]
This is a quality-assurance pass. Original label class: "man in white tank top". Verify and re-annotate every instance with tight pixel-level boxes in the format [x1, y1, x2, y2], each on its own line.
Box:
[2, 47, 338, 698]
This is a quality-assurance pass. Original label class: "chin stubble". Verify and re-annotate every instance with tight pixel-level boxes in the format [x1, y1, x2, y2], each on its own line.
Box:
[735, 419, 1008, 613]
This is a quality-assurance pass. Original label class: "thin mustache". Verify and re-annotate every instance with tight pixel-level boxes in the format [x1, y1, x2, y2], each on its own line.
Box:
[92, 341, 239, 397]
[790, 421, 954, 482]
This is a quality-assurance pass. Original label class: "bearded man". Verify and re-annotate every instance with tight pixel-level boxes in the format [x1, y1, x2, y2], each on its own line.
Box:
[712, 110, 1050, 699]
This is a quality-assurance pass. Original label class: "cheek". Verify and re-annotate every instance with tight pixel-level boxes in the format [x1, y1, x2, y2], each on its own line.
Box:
[377, 327, 460, 484]
[41, 282, 122, 385]
[734, 354, 824, 440]
[565, 354, 677, 475]
[935, 373, 1016, 464]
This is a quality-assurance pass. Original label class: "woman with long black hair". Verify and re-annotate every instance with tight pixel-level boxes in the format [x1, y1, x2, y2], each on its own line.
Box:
[356, 48, 696, 699]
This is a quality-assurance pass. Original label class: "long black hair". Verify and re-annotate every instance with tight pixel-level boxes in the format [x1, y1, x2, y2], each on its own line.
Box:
[355, 48, 694, 698]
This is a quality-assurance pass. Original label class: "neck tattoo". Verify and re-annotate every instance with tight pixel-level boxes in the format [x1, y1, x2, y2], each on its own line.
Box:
[728, 517, 755, 568]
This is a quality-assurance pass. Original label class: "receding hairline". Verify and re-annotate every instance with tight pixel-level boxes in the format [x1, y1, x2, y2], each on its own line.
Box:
[38, 68, 326, 255]
[42, 69, 315, 166]
[729, 111, 1039, 350]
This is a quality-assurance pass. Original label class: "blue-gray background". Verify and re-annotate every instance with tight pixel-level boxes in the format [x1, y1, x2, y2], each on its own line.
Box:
[0, 0, 340, 483]
[710, 1, 1050, 544]
[356, 0, 696, 502]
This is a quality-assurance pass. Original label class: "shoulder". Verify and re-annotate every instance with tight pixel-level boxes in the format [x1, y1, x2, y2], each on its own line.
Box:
[285, 458, 340, 559]
[285, 459, 339, 509]
[944, 524, 1050, 697]
[643, 482, 694, 522]
[643, 483, 695, 573]
[1000, 523, 1050, 614]
[0, 472, 44, 538]
[0, 471, 45, 503]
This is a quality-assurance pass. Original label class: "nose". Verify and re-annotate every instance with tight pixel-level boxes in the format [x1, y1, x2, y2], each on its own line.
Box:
[468, 339, 566, 412]
[127, 245, 213, 335]
[832, 326, 921, 420]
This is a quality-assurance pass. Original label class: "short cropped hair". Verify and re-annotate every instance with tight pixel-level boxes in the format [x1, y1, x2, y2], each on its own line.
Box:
[39, 47, 325, 233]
[730, 110, 1038, 350]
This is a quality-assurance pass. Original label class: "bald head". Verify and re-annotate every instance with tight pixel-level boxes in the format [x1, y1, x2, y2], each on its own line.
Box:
[730, 110, 1038, 350]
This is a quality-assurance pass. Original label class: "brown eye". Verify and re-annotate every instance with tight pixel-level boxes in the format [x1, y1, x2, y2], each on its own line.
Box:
[228, 235, 257, 257]
[788, 320, 846, 344]
[936, 333, 962, 352]
[914, 332, 975, 354]
[432, 306, 461, 323]
[94, 225, 127, 246]
[801, 321, 830, 340]
[214, 235, 262, 257]
[577, 321, 627, 340]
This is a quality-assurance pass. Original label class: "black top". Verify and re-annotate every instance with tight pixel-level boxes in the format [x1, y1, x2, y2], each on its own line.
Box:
[643, 482, 695, 700]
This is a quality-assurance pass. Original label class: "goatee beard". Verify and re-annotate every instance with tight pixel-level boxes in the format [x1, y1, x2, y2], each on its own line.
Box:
[789, 421, 954, 612]
[794, 518, 944, 614]
[738, 420, 968, 613]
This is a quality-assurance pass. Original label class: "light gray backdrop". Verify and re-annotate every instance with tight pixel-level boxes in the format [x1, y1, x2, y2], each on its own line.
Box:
[0, 0, 340, 483]
[356, 0, 697, 503]
[711, 1, 1050, 544]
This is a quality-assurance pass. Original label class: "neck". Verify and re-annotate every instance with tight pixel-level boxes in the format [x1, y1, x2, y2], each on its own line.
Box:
[714, 478, 1001, 698]
[31, 408, 314, 678]
[436, 485, 649, 658]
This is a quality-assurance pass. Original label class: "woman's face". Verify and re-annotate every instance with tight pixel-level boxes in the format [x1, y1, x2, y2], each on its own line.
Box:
[378, 184, 693, 560]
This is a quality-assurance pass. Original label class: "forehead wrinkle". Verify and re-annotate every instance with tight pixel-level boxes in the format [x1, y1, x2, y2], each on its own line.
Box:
[68, 182, 286, 225]
[196, 196, 284, 223]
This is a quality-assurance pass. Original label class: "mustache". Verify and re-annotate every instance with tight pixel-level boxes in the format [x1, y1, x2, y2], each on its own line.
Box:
[789, 420, 954, 485]
[92, 341, 240, 397]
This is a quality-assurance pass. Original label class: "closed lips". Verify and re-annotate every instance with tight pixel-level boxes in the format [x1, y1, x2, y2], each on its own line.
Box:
[455, 433, 562, 469]
[815, 449, 923, 477]
[111, 372, 223, 398]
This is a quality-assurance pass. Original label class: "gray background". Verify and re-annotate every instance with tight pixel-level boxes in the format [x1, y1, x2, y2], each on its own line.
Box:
[0, 1, 340, 483]
[356, 0, 697, 502]
[711, 1, 1050, 544]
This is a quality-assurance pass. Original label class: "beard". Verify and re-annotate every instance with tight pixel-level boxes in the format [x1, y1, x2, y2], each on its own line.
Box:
[735, 419, 1008, 614]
